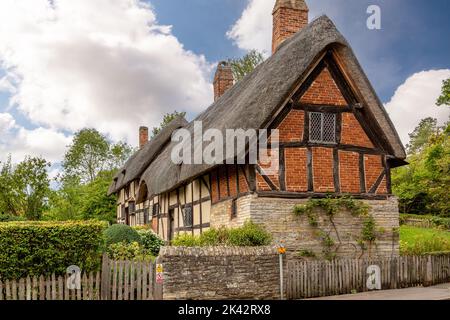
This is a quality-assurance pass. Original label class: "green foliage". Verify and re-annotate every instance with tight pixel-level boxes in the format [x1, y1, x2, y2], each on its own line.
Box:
[392, 120, 449, 216]
[0, 156, 51, 220]
[361, 216, 377, 242]
[135, 228, 165, 256]
[151, 111, 186, 138]
[171, 221, 272, 247]
[400, 214, 450, 229]
[62, 128, 133, 184]
[400, 225, 450, 255]
[228, 50, 265, 82]
[297, 249, 316, 258]
[293, 196, 370, 221]
[0, 221, 107, 280]
[171, 233, 201, 247]
[104, 224, 142, 247]
[107, 242, 154, 262]
[45, 170, 117, 224]
[436, 78, 450, 106]
[0, 214, 25, 222]
[227, 221, 272, 246]
[293, 196, 377, 259]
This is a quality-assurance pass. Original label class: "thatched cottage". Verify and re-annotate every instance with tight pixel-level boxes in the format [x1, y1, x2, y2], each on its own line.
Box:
[109, 0, 407, 257]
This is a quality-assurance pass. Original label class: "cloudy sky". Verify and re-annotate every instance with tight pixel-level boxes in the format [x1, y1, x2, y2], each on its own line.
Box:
[0, 0, 449, 172]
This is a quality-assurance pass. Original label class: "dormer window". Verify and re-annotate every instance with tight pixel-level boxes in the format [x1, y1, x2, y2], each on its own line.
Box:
[309, 112, 336, 144]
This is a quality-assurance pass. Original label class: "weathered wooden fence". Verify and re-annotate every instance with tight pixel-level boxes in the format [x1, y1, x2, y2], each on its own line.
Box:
[0, 256, 159, 300]
[402, 218, 434, 229]
[286, 254, 450, 299]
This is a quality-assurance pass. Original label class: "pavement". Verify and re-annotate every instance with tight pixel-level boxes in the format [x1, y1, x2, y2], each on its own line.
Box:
[308, 283, 450, 300]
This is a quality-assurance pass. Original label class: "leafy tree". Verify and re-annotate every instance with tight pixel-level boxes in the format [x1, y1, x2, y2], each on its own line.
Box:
[228, 50, 265, 82]
[406, 117, 438, 155]
[0, 156, 20, 216]
[62, 128, 133, 184]
[392, 120, 450, 216]
[79, 170, 117, 224]
[151, 111, 186, 138]
[436, 78, 450, 106]
[0, 156, 50, 220]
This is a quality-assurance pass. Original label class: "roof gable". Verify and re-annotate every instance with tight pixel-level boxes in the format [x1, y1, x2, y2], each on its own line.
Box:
[136, 15, 406, 197]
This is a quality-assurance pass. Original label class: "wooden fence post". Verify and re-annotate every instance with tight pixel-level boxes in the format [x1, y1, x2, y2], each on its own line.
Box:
[101, 254, 111, 300]
[424, 255, 433, 287]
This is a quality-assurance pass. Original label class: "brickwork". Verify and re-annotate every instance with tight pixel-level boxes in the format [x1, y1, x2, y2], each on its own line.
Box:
[299, 68, 347, 106]
[285, 148, 308, 192]
[272, 6, 308, 53]
[338, 151, 360, 193]
[364, 154, 384, 192]
[312, 147, 335, 192]
[341, 113, 374, 148]
[213, 62, 234, 101]
[277, 109, 304, 142]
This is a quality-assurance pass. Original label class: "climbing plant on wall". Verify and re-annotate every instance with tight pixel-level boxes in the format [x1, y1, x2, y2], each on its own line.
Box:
[293, 196, 381, 260]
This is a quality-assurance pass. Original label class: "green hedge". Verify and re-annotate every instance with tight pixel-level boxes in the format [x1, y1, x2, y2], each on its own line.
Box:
[400, 214, 450, 229]
[0, 220, 107, 280]
[172, 221, 272, 247]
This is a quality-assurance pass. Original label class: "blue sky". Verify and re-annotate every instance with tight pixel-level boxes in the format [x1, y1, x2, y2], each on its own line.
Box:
[0, 0, 448, 169]
[149, 0, 450, 102]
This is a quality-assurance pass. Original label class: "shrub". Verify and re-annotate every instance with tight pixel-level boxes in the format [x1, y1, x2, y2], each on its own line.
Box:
[227, 221, 272, 246]
[171, 233, 201, 247]
[0, 214, 25, 222]
[400, 225, 450, 255]
[171, 221, 272, 247]
[136, 229, 165, 256]
[107, 242, 153, 261]
[104, 224, 141, 247]
[0, 220, 107, 280]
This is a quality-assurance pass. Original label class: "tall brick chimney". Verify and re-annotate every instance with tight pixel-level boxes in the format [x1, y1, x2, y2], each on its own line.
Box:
[213, 61, 234, 102]
[272, 0, 309, 53]
[139, 126, 148, 149]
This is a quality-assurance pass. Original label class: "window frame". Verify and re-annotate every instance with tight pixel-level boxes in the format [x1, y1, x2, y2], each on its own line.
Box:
[182, 205, 193, 227]
[309, 112, 337, 144]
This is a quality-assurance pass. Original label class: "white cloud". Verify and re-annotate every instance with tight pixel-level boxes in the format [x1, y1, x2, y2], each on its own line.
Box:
[0, 112, 71, 164]
[0, 0, 214, 150]
[226, 0, 275, 55]
[385, 69, 450, 145]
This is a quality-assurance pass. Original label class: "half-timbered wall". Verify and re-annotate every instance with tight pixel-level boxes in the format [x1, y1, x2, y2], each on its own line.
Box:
[253, 53, 392, 198]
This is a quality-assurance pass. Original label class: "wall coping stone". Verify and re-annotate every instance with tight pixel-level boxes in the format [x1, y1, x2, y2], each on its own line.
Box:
[159, 246, 278, 257]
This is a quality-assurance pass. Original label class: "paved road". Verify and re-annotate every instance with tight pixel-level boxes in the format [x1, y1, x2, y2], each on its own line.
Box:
[309, 283, 450, 300]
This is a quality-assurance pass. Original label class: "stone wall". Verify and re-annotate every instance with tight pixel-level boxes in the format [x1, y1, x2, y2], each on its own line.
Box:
[211, 194, 400, 259]
[157, 246, 280, 300]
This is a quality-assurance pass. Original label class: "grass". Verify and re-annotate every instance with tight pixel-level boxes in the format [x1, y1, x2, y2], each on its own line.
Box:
[400, 225, 450, 255]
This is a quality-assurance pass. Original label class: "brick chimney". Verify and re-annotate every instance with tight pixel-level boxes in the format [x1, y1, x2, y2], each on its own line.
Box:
[139, 126, 148, 149]
[213, 61, 234, 102]
[272, 0, 309, 53]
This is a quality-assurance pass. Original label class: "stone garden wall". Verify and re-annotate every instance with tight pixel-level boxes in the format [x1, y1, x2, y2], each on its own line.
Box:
[157, 246, 280, 300]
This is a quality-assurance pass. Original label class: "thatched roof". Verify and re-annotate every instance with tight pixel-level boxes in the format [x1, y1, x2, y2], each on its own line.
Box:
[114, 15, 406, 198]
[108, 115, 188, 195]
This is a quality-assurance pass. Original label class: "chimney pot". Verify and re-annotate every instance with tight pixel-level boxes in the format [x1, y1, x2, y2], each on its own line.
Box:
[272, 0, 309, 54]
[213, 61, 234, 102]
[139, 126, 149, 149]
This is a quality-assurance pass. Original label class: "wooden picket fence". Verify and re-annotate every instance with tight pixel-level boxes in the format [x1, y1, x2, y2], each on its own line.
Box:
[286, 254, 450, 299]
[0, 256, 159, 300]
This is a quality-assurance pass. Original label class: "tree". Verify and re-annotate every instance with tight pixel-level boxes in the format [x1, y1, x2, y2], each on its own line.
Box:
[392, 120, 450, 216]
[228, 50, 265, 82]
[406, 117, 438, 155]
[63, 128, 133, 184]
[151, 111, 186, 138]
[436, 78, 450, 106]
[0, 156, 50, 220]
